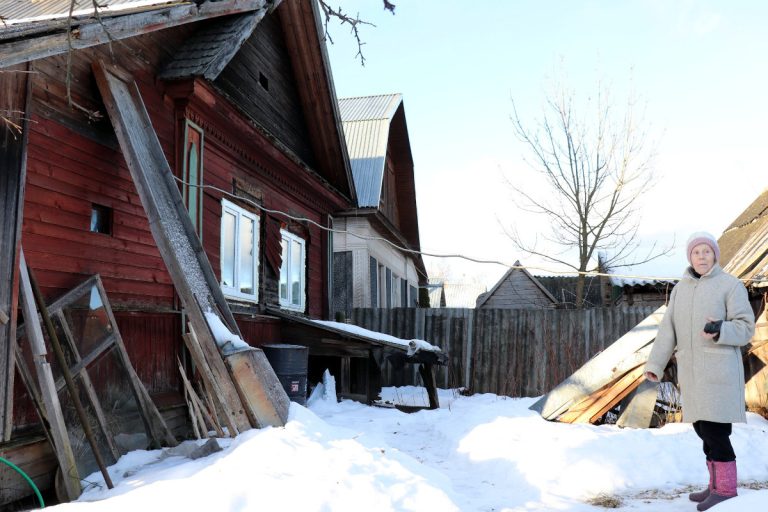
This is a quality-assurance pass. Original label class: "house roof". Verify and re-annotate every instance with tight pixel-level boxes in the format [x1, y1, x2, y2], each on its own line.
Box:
[719, 188, 768, 287]
[0, 0, 357, 204]
[0, 0, 176, 26]
[338, 93, 404, 208]
[476, 261, 558, 308]
[427, 281, 487, 309]
[1, 1, 274, 68]
[338, 93, 425, 283]
[158, 12, 264, 81]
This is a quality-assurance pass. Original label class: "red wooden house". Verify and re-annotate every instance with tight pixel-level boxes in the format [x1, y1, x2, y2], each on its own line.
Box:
[0, 0, 436, 505]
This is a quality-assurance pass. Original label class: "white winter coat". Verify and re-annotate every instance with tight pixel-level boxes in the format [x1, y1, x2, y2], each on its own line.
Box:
[645, 264, 755, 423]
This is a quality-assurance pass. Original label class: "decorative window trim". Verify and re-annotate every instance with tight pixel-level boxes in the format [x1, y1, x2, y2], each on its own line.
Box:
[220, 199, 260, 303]
[279, 229, 306, 312]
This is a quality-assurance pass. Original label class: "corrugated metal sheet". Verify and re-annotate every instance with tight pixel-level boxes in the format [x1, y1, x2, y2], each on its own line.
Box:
[338, 94, 402, 208]
[1, 0, 179, 25]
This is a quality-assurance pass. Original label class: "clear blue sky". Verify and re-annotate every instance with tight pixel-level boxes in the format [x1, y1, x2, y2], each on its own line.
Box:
[325, 1, 768, 288]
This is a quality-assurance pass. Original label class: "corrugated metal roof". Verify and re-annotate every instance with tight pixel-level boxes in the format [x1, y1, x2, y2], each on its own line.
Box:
[338, 94, 402, 208]
[1, 0, 178, 25]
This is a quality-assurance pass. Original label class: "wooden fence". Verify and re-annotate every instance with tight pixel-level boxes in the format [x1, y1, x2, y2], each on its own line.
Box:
[351, 306, 657, 398]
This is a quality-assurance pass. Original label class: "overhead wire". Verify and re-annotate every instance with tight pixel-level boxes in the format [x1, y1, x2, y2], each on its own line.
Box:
[174, 176, 766, 286]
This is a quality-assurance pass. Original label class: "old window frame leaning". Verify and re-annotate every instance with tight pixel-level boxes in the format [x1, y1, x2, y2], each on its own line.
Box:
[279, 229, 306, 312]
[220, 199, 260, 302]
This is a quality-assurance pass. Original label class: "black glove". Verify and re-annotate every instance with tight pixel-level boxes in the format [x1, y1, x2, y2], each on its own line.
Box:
[704, 320, 723, 338]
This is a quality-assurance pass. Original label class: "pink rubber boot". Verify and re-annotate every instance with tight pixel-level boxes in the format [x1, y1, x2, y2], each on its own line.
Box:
[697, 460, 737, 511]
[689, 460, 712, 502]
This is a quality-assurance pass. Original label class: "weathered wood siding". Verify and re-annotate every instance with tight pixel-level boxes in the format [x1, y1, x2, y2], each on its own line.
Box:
[480, 269, 555, 309]
[214, 12, 314, 165]
[351, 306, 657, 397]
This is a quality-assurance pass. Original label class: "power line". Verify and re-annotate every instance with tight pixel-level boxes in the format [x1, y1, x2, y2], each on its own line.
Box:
[175, 176, 765, 285]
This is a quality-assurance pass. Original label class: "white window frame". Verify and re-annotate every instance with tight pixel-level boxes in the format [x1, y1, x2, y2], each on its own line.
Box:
[220, 199, 260, 302]
[279, 229, 306, 312]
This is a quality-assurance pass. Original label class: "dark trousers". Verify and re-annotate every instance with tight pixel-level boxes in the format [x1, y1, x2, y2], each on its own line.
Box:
[693, 420, 735, 462]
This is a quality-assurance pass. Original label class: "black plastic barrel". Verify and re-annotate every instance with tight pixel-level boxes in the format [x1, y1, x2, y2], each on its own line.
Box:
[262, 344, 309, 405]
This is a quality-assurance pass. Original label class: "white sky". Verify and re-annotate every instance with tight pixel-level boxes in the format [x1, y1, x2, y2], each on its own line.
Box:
[325, 1, 768, 289]
[51, 385, 768, 511]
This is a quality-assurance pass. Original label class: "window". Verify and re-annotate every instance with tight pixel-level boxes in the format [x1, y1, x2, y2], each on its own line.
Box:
[369, 257, 378, 308]
[183, 120, 204, 235]
[220, 199, 260, 302]
[279, 230, 306, 311]
[90, 204, 112, 235]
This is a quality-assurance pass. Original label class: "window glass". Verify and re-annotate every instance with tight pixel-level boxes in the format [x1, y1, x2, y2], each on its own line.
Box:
[220, 199, 259, 302]
[279, 238, 289, 301]
[290, 239, 302, 305]
[221, 211, 236, 288]
[279, 230, 306, 311]
[239, 216, 254, 294]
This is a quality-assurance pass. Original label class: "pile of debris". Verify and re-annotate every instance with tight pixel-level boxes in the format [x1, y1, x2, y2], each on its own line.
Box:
[530, 307, 671, 428]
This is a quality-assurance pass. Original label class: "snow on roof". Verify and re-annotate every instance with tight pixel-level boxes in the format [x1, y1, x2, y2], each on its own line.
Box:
[610, 276, 676, 287]
[311, 320, 441, 356]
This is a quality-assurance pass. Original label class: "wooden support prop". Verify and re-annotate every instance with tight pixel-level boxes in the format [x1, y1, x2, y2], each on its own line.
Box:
[530, 306, 665, 419]
[93, 60, 255, 433]
[0, 61, 32, 441]
[418, 363, 440, 410]
[18, 251, 81, 501]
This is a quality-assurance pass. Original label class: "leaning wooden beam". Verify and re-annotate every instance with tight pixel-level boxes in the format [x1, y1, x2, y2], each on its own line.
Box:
[0, 0, 271, 69]
[530, 306, 665, 419]
[92, 60, 255, 434]
[18, 251, 81, 501]
[0, 62, 32, 441]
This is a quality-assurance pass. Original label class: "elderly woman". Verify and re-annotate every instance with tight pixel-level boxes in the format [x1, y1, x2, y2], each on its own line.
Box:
[644, 231, 755, 512]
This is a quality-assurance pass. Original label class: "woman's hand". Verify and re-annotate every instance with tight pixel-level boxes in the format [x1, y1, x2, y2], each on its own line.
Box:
[702, 317, 722, 340]
[644, 371, 659, 382]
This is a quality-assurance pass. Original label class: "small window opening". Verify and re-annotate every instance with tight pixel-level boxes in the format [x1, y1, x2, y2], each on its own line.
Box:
[258, 72, 269, 91]
[90, 204, 112, 235]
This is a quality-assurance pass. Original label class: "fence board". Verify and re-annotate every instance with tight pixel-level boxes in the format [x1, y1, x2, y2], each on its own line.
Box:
[350, 306, 657, 397]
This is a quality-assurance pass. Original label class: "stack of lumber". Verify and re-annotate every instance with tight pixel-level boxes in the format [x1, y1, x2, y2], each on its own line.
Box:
[530, 307, 666, 428]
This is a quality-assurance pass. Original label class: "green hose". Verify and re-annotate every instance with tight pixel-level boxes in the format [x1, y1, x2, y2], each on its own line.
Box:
[0, 456, 45, 508]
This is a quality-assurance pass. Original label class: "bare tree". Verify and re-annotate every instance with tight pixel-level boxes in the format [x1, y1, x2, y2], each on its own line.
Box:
[506, 81, 670, 308]
[317, 0, 395, 66]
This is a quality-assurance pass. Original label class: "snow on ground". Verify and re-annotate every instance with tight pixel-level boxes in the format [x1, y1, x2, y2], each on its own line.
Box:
[49, 385, 768, 511]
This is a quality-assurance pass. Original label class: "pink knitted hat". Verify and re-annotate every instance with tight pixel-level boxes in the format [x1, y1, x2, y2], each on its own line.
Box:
[687, 231, 720, 264]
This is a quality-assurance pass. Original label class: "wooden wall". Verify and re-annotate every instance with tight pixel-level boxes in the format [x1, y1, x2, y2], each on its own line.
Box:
[214, 12, 314, 166]
[351, 306, 658, 397]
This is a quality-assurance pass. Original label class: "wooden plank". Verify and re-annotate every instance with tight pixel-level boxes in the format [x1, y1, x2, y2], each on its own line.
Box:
[182, 331, 238, 437]
[92, 61, 256, 434]
[616, 379, 659, 429]
[530, 306, 665, 419]
[557, 364, 645, 424]
[18, 251, 81, 501]
[0, 63, 32, 440]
